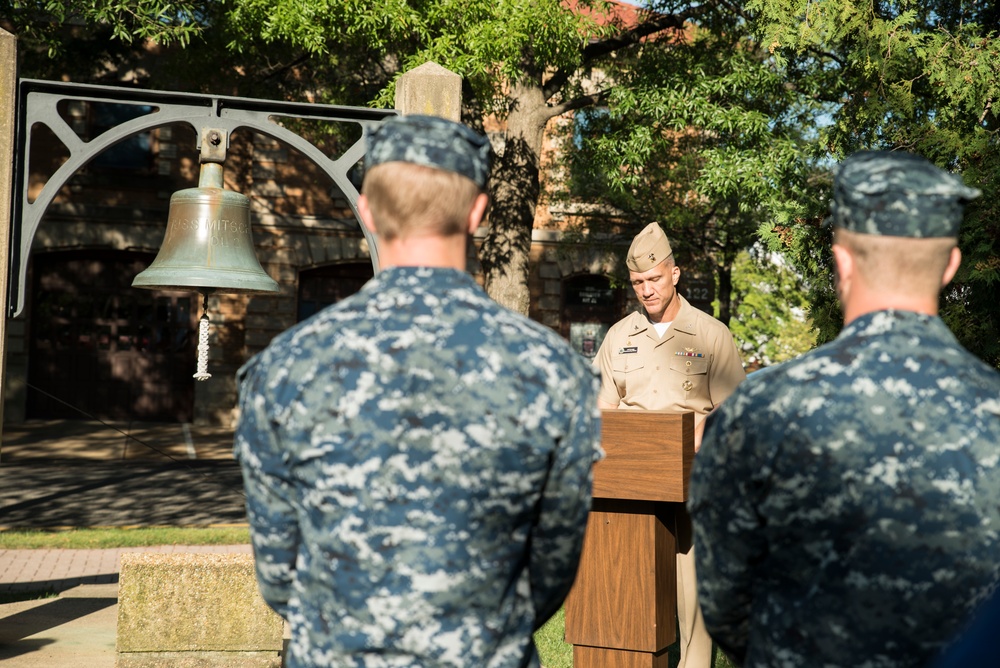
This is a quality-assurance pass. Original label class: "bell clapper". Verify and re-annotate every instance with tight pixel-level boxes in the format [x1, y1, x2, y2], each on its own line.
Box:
[194, 292, 212, 381]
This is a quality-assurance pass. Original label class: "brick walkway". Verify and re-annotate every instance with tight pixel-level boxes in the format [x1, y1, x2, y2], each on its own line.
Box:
[0, 545, 253, 594]
[1, 419, 253, 596]
[0, 420, 257, 667]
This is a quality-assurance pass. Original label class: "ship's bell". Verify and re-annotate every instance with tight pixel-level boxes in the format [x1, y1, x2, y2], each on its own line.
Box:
[132, 162, 279, 293]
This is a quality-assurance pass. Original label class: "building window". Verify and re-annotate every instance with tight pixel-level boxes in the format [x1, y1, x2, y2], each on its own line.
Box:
[89, 103, 154, 170]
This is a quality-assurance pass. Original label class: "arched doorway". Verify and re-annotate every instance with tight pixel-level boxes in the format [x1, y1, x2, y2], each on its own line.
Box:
[27, 250, 197, 422]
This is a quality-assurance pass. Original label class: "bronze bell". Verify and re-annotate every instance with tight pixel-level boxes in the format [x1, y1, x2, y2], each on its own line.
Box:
[132, 162, 279, 293]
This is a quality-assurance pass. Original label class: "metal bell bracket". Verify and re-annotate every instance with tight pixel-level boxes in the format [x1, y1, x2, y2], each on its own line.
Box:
[201, 127, 228, 164]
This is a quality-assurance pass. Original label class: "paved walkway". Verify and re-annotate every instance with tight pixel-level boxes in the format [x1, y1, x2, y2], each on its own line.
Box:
[0, 458, 248, 528]
[1, 583, 121, 668]
[0, 544, 253, 594]
[0, 419, 254, 666]
[1, 418, 247, 529]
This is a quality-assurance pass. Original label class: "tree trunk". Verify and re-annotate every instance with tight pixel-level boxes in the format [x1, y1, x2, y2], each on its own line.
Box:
[481, 82, 550, 315]
[717, 262, 732, 327]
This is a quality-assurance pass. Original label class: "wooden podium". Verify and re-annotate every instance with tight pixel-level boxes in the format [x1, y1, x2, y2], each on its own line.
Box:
[564, 409, 695, 667]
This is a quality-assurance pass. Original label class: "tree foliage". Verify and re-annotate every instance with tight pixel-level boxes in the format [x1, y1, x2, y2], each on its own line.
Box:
[3, 0, 201, 55]
[4, 0, 999, 367]
[745, 0, 1000, 367]
[730, 246, 816, 368]
[557, 10, 829, 325]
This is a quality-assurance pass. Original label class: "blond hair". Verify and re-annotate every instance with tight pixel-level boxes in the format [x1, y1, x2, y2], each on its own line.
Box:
[834, 228, 957, 296]
[361, 162, 483, 241]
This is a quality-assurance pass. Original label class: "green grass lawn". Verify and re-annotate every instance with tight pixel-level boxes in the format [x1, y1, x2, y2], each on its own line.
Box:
[535, 608, 573, 668]
[535, 608, 738, 668]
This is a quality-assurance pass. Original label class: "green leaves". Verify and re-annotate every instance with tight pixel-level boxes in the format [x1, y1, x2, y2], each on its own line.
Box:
[563, 13, 824, 297]
[10, 0, 202, 54]
[730, 247, 818, 367]
[743, 0, 1000, 363]
[9, 0, 997, 366]
[218, 0, 610, 116]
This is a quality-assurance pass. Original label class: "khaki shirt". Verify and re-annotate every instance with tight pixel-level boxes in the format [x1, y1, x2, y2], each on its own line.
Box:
[595, 295, 746, 424]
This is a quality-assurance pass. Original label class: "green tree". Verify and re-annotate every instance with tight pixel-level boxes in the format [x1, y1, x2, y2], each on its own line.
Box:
[562, 0, 999, 368]
[729, 246, 817, 368]
[556, 11, 828, 325]
[747, 0, 1000, 367]
[2, 0, 201, 53]
[2, 0, 208, 87]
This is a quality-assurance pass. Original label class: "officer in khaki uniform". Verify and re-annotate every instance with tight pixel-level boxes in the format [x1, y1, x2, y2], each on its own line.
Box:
[595, 222, 745, 668]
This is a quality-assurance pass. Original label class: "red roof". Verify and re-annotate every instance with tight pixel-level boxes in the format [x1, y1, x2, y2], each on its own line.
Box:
[562, 0, 647, 30]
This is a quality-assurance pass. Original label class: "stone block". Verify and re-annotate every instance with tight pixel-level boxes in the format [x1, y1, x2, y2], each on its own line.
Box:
[252, 165, 277, 180]
[251, 182, 284, 198]
[117, 652, 281, 667]
[394, 62, 462, 121]
[245, 313, 278, 330]
[116, 553, 283, 667]
[308, 234, 338, 264]
[245, 330, 279, 349]
[1, 29, 17, 427]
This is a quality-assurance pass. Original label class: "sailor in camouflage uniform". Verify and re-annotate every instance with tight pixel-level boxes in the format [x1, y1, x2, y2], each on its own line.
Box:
[689, 151, 1000, 668]
[234, 115, 603, 668]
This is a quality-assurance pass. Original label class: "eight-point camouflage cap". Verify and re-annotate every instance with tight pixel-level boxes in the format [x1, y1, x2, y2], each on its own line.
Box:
[828, 151, 981, 237]
[626, 222, 674, 272]
[365, 114, 491, 189]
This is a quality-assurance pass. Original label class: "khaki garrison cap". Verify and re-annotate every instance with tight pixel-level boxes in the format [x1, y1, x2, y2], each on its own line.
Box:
[626, 222, 674, 272]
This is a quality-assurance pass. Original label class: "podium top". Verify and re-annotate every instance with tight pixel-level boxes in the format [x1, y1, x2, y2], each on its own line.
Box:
[592, 409, 695, 503]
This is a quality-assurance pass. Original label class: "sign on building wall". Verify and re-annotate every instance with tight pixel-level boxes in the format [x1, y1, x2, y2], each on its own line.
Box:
[563, 277, 620, 359]
[569, 321, 610, 360]
[680, 276, 715, 315]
